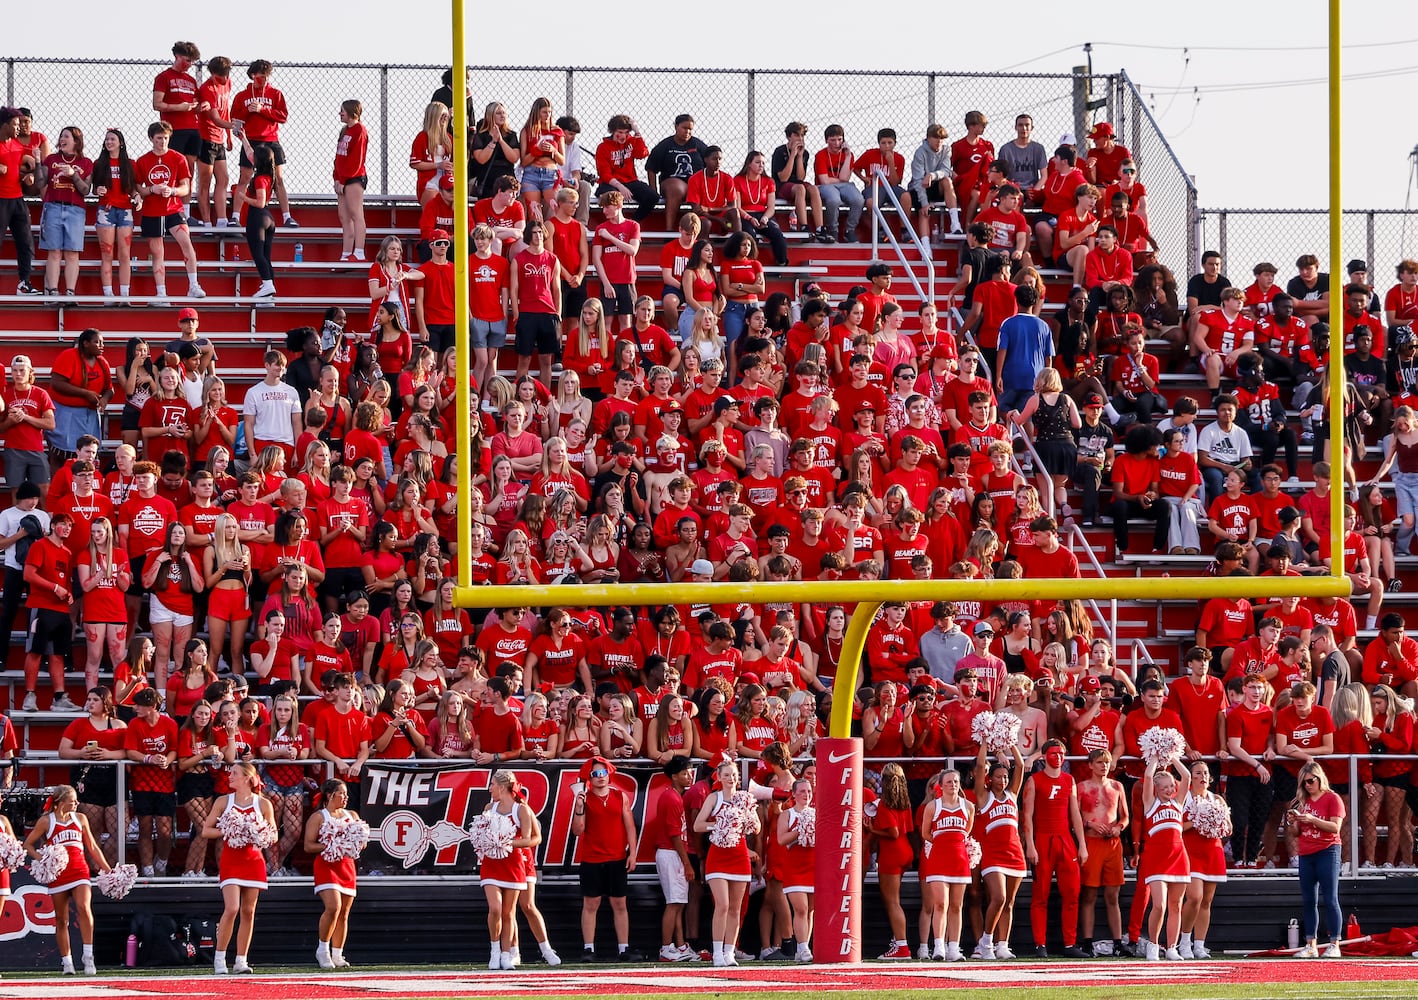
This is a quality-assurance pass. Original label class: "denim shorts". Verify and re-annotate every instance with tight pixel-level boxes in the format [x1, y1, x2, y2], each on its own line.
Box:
[48, 402, 102, 454]
[470, 317, 508, 350]
[521, 165, 560, 192]
[95, 205, 133, 229]
[40, 202, 86, 251]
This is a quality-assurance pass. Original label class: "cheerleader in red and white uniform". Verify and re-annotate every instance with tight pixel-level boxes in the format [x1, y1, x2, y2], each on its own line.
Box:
[479, 769, 538, 970]
[512, 806, 562, 967]
[302, 779, 361, 969]
[920, 769, 975, 961]
[775, 778, 816, 963]
[1139, 758, 1192, 961]
[972, 742, 1026, 959]
[694, 757, 757, 966]
[200, 762, 276, 975]
[1180, 760, 1229, 959]
[23, 784, 112, 975]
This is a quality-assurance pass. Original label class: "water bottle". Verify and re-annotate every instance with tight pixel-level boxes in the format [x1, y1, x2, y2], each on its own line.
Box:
[231, 243, 241, 262]
[1286, 918, 1300, 950]
[126, 933, 138, 967]
[294, 243, 304, 263]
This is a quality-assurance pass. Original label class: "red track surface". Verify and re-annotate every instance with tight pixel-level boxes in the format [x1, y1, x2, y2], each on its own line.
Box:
[1, 960, 1413, 998]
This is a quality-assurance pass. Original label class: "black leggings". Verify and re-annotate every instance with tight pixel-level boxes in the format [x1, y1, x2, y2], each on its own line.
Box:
[245, 206, 275, 281]
[742, 215, 788, 266]
[1226, 773, 1274, 864]
[0, 197, 34, 281]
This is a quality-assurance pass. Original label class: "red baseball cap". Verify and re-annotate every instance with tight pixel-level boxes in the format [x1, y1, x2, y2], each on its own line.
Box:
[1080, 676, 1101, 693]
[178, 307, 199, 321]
[429, 229, 451, 242]
[578, 755, 616, 781]
[439, 172, 455, 190]
[929, 345, 954, 360]
[1089, 122, 1115, 139]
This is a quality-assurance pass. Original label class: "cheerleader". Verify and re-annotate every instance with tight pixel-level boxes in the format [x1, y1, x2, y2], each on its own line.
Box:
[921, 769, 975, 961]
[1140, 758, 1192, 961]
[972, 742, 1027, 960]
[1180, 760, 1230, 959]
[478, 769, 539, 970]
[511, 806, 561, 967]
[200, 762, 276, 975]
[303, 779, 361, 969]
[23, 785, 112, 975]
[693, 757, 758, 967]
[870, 761, 915, 959]
[775, 778, 816, 963]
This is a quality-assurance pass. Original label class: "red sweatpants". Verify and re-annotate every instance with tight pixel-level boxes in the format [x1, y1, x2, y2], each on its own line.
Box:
[1030, 834, 1081, 946]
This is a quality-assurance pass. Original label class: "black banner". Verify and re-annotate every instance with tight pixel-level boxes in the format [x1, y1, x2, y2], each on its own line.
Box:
[358, 761, 667, 876]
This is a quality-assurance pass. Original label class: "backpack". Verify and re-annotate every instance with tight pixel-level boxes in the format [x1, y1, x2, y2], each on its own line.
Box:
[129, 912, 195, 966]
[182, 915, 218, 963]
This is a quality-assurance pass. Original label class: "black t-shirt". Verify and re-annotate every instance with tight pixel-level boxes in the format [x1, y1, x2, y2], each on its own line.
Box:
[1344, 353, 1385, 389]
[469, 129, 518, 198]
[770, 143, 810, 185]
[1286, 272, 1330, 303]
[960, 246, 999, 309]
[1074, 421, 1114, 463]
[432, 86, 477, 130]
[1185, 272, 1232, 309]
[646, 136, 709, 182]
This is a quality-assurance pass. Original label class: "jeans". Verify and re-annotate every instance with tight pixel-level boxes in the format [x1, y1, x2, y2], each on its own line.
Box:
[1226, 773, 1274, 864]
[1393, 471, 1418, 555]
[1164, 495, 1204, 551]
[245, 206, 276, 281]
[1298, 844, 1342, 942]
[0, 197, 34, 282]
[722, 299, 749, 346]
[1073, 460, 1103, 522]
[819, 182, 865, 238]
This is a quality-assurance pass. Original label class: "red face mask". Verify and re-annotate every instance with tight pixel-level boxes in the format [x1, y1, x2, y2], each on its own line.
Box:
[1045, 749, 1066, 769]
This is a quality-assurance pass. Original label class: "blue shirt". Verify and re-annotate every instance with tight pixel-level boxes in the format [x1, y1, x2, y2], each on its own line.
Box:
[997, 314, 1053, 392]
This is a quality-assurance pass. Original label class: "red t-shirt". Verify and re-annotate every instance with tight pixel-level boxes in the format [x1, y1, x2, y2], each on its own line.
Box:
[476, 707, 524, 755]
[469, 253, 511, 323]
[1198, 597, 1255, 646]
[77, 549, 129, 624]
[135, 149, 190, 218]
[119, 494, 179, 558]
[1169, 676, 1226, 755]
[154, 67, 200, 131]
[2, 385, 53, 452]
[24, 538, 72, 614]
[124, 713, 180, 792]
[314, 705, 369, 760]
[593, 218, 641, 286]
[418, 258, 455, 326]
[334, 122, 369, 183]
[528, 632, 587, 687]
[1224, 704, 1275, 776]
[514, 248, 558, 314]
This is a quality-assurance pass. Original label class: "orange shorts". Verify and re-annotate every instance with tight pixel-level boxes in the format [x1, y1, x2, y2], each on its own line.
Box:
[1081, 835, 1124, 887]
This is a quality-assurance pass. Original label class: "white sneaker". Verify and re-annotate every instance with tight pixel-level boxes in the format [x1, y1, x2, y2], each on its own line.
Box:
[141, 866, 154, 877]
[188, 284, 207, 299]
[152, 294, 170, 307]
[945, 942, 963, 962]
[83, 956, 96, 976]
[795, 947, 813, 963]
[1321, 943, 1342, 958]
[723, 951, 738, 966]
[931, 942, 946, 961]
[231, 961, 252, 974]
[1177, 940, 1194, 959]
[316, 948, 334, 969]
[917, 943, 930, 960]
[488, 951, 500, 970]
[1192, 944, 1212, 959]
[21, 691, 37, 712]
[1093, 940, 1114, 956]
[542, 945, 562, 966]
[498, 951, 513, 970]
[976, 945, 997, 960]
[216, 218, 229, 229]
[759, 946, 780, 960]
[213, 959, 228, 976]
[1145, 941, 1160, 961]
[661, 945, 682, 962]
[253, 280, 276, 299]
[712, 953, 727, 967]
[353, 250, 366, 261]
[993, 942, 1015, 960]
[332, 955, 350, 969]
[51, 695, 82, 713]
[1295, 943, 1319, 958]
[1164, 947, 1183, 961]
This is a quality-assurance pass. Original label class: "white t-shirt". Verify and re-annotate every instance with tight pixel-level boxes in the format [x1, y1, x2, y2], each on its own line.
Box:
[242, 380, 301, 444]
[0, 505, 51, 571]
[1197, 419, 1253, 467]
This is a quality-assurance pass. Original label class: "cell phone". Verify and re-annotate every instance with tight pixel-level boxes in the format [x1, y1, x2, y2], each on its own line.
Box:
[85, 740, 99, 750]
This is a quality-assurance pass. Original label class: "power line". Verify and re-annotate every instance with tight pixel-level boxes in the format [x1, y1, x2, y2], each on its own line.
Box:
[1092, 37, 1418, 52]
[1138, 64, 1418, 96]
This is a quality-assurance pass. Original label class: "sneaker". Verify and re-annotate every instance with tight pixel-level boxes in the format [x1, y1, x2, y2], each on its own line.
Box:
[141, 866, 154, 877]
[1295, 943, 1319, 958]
[542, 947, 562, 967]
[152, 294, 171, 307]
[760, 946, 780, 960]
[1177, 941, 1194, 959]
[216, 218, 229, 229]
[1383, 862, 1395, 870]
[1144, 942, 1160, 961]
[1164, 947, 1183, 961]
[340, 253, 355, 262]
[182, 870, 205, 880]
[975, 944, 997, 960]
[332, 956, 350, 968]
[188, 284, 207, 299]
[795, 947, 813, 963]
[1321, 943, 1342, 958]
[1063, 945, 1088, 958]
[253, 280, 276, 299]
[661, 945, 683, 962]
[1192, 944, 1212, 959]
[353, 250, 366, 261]
[675, 944, 698, 961]
[810, 227, 836, 244]
[578, 949, 596, 963]
[489, 952, 502, 970]
[499, 951, 513, 970]
[994, 943, 1015, 960]
[879, 942, 912, 960]
[284, 216, 300, 228]
[83, 957, 96, 976]
[232, 962, 253, 974]
[945, 943, 963, 962]
[733, 948, 754, 962]
[917, 944, 930, 960]
[21, 692, 37, 712]
[616, 950, 637, 963]
[229, 216, 241, 227]
[930, 943, 945, 961]
[213, 960, 228, 976]
[51, 695, 82, 713]
[17, 281, 42, 296]
[712, 953, 727, 968]
[317, 948, 335, 970]
[1034, 945, 1049, 959]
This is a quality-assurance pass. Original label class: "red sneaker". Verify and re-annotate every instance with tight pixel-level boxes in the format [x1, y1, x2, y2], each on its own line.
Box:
[879, 943, 912, 960]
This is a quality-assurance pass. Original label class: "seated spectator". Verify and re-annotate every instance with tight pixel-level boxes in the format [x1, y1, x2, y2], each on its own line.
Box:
[1109, 423, 1169, 555]
[1344, 325, 1388, 435]
[1083, 225, 1134, 315]
[908, 124, 960, 237]
[1054, 183, 1100, 287]
[814, 125, 865, 243]
[734, 151, 788, 267]
[853, 128, 912, 241]
[1101, 158, 1147, 228]
[1105, 190, 1157, 261]
[410, 102, 453, 206]
[1110, 325, 1164, 427]
[1083, 122, 1130, 187]
[1033, 145, 1086, 262]
[595, 114, 655, 223]
[1233, 358, 1299, 480]
[646, 113, 709, 232]
[684, 145, 739, 236]
[771, 122, 832, 244]
[1340, 280, 1385, 357]
[1286, 254, 1330, 327]
[1193, 287, 1256, 395]
[998, 112, 1048, 200]
[975, 184, 1029, 269]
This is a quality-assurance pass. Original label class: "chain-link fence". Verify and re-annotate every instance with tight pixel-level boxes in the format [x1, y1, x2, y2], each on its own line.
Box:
[1198, 207, 1418, 286]
[5, 59, 1193, 265]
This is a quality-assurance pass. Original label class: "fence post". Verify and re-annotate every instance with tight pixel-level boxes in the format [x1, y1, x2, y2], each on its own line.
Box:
[1072, 66, 1088, 144]
[379, 65, 390, 196]
[1216, 209, 1227, 266]
[1348, 754, 1358, 877]
[565, 68, 574, 117]
[1366, 210, 1376, 272]
[1188, 184, 1200, 276]
[5, 59, 12, 106]
[746, 70, 756, 153]
[927, 73, 936, 127]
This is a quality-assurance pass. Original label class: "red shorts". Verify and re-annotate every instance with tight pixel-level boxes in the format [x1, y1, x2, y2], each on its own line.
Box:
[208, 585, 251, 622]
[1081, 835, 1124, 887]
[254, 439, 296, 466]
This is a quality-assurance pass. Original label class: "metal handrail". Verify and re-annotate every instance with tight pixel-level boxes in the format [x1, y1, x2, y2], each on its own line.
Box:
[869, 170, 935, 303]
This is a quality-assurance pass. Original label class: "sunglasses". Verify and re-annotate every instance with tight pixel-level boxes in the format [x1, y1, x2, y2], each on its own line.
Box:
[431, 240, 451, 248]
[590, 769, 609, 778]
[1122, 168, 1136, 175]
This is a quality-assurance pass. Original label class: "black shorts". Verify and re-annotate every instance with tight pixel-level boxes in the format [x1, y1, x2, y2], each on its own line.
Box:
[141, 212, 189, 239]
[340, 175, 368, 190]
[121, 402, 143, 432]
[28, 608, 73, 656]
[75, 763, 118, 808]
[321, 567, 366, 607]
[1376, 772, 1410, 790]
[176, 771, 216, 804]
[196, 140, 228, 166]
[424, 324, 456, 355]
[601, 282, 635, 317]
[1271, 766, 1298, 803]
[168, 129, 202, 158]
[515, 312, 559, 357]
[923, 178, 952, 205]
[579, 857, 628, 898]
[128, 554, 148, 598]
[561, 280, 588, 319]
[239, 140, 287, 169]
[131, 790, 177, 818]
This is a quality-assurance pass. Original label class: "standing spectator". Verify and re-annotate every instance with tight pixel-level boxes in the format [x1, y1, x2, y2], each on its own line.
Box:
[0, 107, 41, 294]
[230, 60, 296, 227]
[556, 115, 592, 226]
[518, 97, 564, 220]
[410, 102, 454, 206]
[48, 327, 113, 461]
[239, 134, 278, 301]
[1225, 674, 1276, 868]
[814, 124, 864, 243]
[994, 285, 1052, 419]
[470, 102, 519, 200]
[510, 222, 562, 386]
[22, 515, 79, 712]
[950, 111, 994, 223]
[998, 113, 1048, 199]
[333, 99, 368, 261]
[93, 128, 138, 304]
[596, 115, 655, 223]
[592, 190, 642, 336]
[37, 126, 92, 298]
[2, 355, 55, 497]
[909, 124, 960, 237]
[0, 482, 49, 643]
[770, 122, 832, 243]
[649, 114, 710, 233]
[1289, 762, 1345, 957]
[135, 121, 205, 304]
[432, 66, 477, 131]
[1185, 250, 1232, 351]
[571, 754, 639, 960]
[194, 56, 234, 228]
[243, 351, 302, 465]
[151, 42, 202, 198]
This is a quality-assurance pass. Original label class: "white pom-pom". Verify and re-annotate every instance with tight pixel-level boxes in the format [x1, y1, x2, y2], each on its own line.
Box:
[972, 710, 1022, 753]
[965, 836, 983, 870]
[96, 864, 139, 899]
[29, 842, 68, 885]
[216, 807, 277, 849]
[1139, 727, 1187, 767]
[710, 791, 759, 848]
[970, 711, 997, 746]
[1189, 794, 1231, 840]
[796, 807, 816, 848]
[318, 816, 372, 862]
[0, 832, 26, 872]
[469, 809, 517, 861]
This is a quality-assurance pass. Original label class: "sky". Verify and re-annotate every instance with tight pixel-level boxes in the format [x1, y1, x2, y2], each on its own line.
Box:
[7, 1, 1418, 264]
